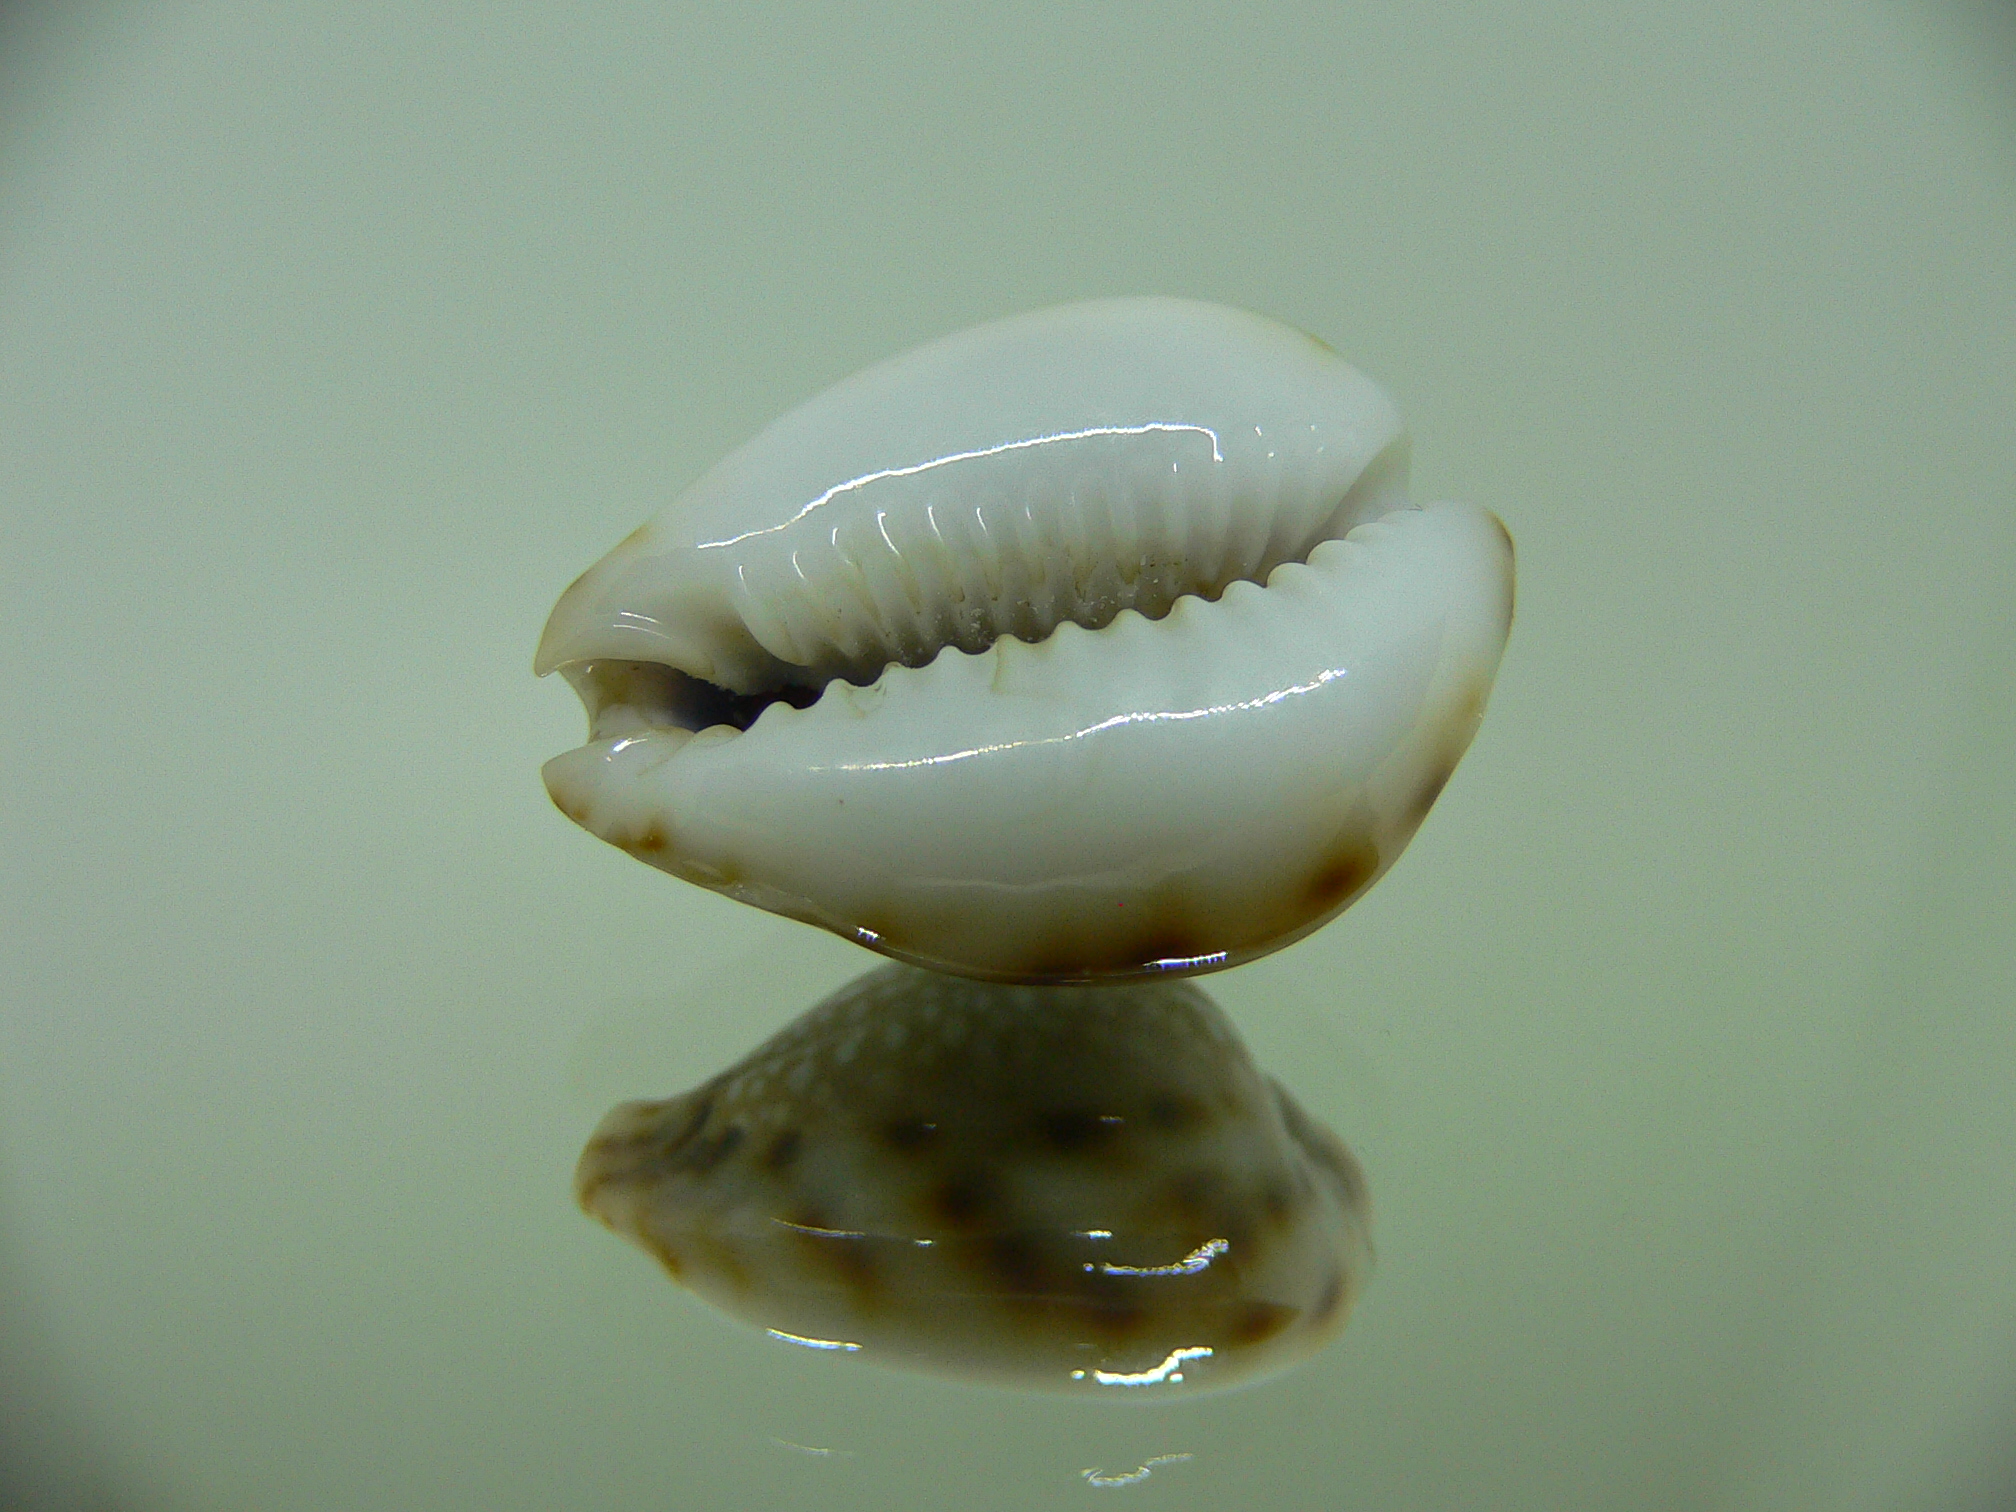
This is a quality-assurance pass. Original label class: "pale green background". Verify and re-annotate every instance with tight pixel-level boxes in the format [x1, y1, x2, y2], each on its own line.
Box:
[3, 3, 2013, 1509]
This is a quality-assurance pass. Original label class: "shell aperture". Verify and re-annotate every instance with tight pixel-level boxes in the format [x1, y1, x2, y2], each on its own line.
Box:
[575, 964, 1373, 1396]
[538, 298, 1514, 981]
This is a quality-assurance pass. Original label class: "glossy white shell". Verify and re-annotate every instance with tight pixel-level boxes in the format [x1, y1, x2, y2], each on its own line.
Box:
[576, 964, 1373, 1397]
[539, 298, 1513, 981]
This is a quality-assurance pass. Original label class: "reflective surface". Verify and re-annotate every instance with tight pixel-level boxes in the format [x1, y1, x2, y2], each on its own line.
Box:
[577, 964, 1371, 1394]
[3, 3, 2014, 1510]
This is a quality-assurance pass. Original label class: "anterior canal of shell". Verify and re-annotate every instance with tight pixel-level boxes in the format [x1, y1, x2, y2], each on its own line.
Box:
[575, 963, 1373, 1396]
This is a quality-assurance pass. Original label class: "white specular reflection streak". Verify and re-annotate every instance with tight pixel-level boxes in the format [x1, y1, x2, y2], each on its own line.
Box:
[765, 1329, 862, 1352]
[1146, 951, 1230, 972]
[1070, 1345, 1216, 1387]
[698, 423, 1226, 550]
[1092, 1237, 1229, 1278]
[816, 666, 1349, 774]
[1081, 1453, 1195, 1489]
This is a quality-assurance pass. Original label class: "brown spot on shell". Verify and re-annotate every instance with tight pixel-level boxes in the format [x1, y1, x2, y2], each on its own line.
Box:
[1038, 1108, 1121, 1154]
[1304, 841, 1379, 915]
[544, 781, 591, 826]
[681, 1122, 744, 1174]
[1227, 1301, 1297, 1346]
[1018, 887, 1220, 980]
[658, 1093, 716, 1161]
[620, 821, 670, 856]
[828, 1239, 880, 1300]
[1457, 685, 1490, 735]
[928, 1170, 1000, 1229]
[761, 1128, 803, 1172]
[982, 1233, 1049, 1293]
[637, 1091, 747, 1177]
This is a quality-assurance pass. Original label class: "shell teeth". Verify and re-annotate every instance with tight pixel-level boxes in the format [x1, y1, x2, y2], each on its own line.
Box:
[698, 423, 1407, 693]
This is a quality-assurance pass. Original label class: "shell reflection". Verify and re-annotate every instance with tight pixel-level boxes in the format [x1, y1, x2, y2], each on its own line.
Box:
[576, 964, 1372, 1396]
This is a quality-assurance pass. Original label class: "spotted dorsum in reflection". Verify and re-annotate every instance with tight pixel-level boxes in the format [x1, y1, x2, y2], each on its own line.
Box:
[538, 298, 1515, 983]
[575, 964, 1373, 1397]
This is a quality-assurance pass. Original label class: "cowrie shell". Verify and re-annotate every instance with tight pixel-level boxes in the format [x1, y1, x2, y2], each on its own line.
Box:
[539, 298, 1513, 981]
